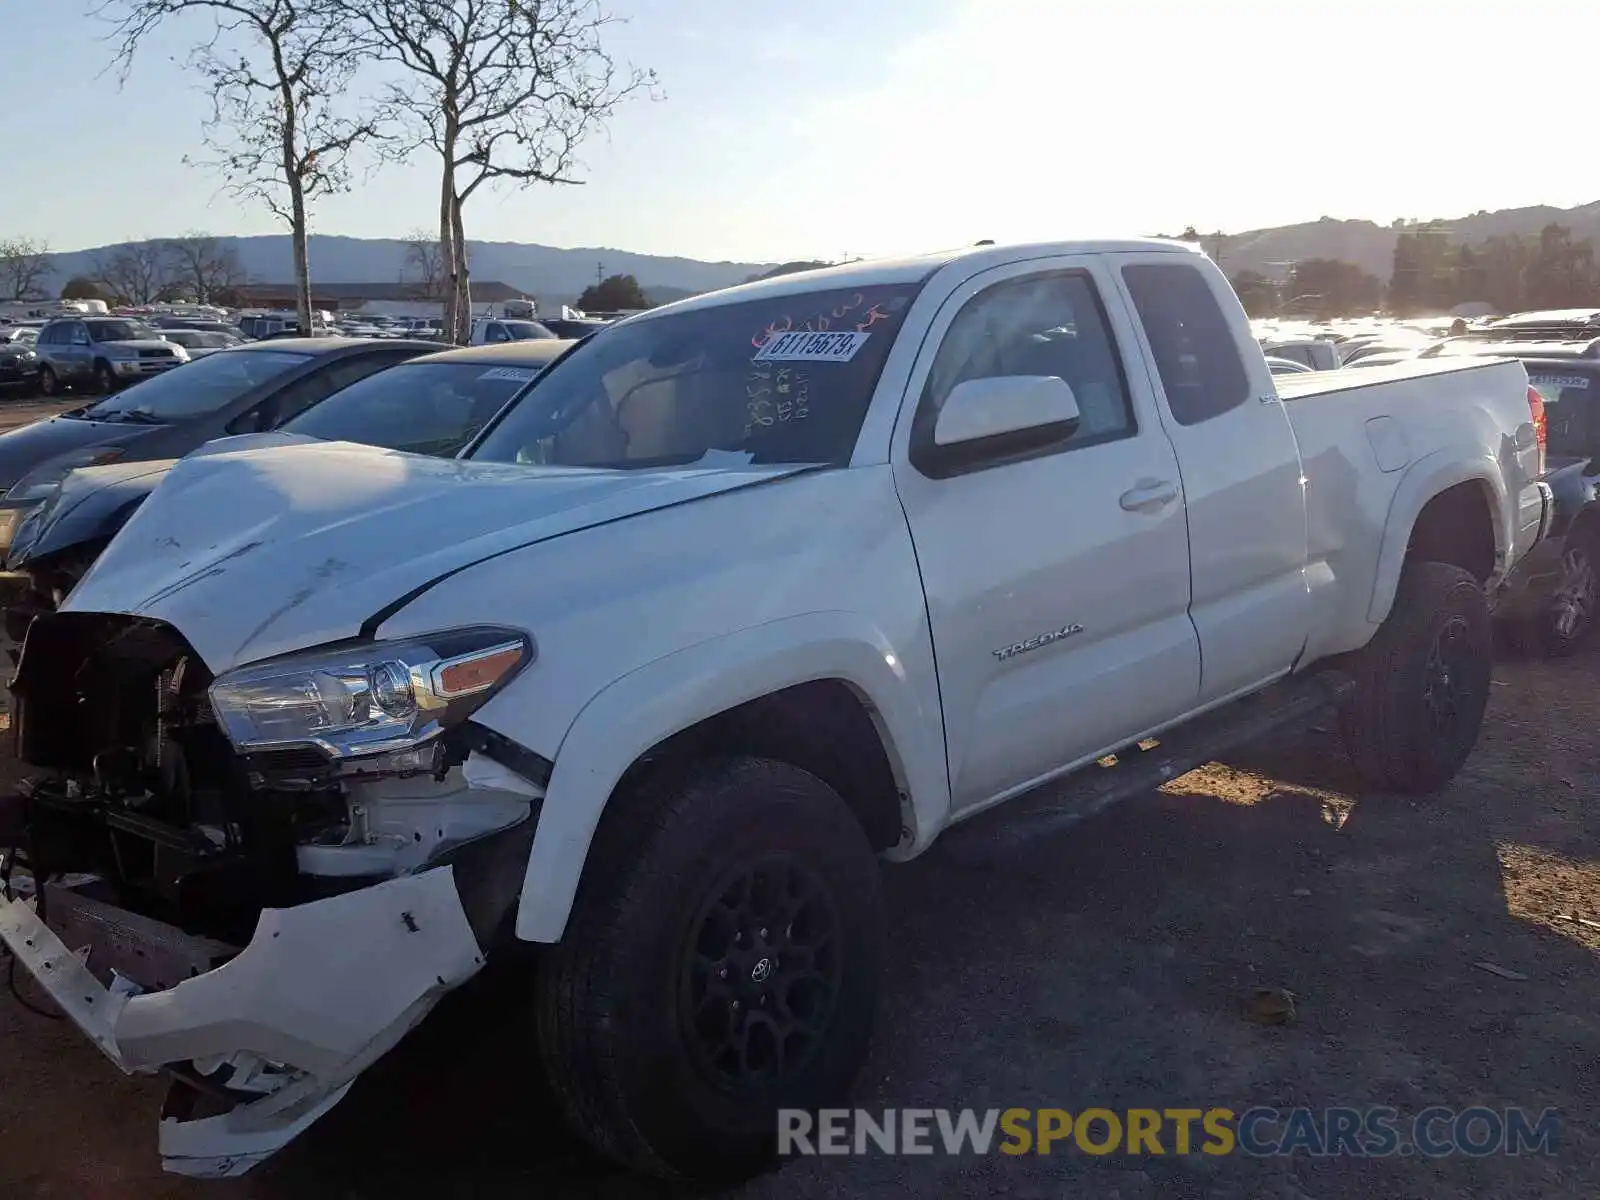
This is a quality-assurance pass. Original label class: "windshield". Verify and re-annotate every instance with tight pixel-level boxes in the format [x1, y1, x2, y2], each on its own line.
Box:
[87, 320, 154, 342]
[284, 361, 545, 456]
[469, 282, 921, 469]
[85, 349, 310, 421]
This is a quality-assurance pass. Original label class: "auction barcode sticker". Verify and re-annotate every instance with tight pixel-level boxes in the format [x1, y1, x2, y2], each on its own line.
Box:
[478, 366, 542, 382]
[754, 330, 871, 363]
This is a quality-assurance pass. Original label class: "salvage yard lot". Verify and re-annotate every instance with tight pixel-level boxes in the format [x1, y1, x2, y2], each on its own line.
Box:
[0, 392, 1594, 1198]
[4, 657, 1596, 1198]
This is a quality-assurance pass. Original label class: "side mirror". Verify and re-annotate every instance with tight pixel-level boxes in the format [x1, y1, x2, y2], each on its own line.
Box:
[929, 375, 1081, 469]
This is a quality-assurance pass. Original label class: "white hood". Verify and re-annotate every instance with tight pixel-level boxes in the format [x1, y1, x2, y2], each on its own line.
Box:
[65, 438, 807, 672]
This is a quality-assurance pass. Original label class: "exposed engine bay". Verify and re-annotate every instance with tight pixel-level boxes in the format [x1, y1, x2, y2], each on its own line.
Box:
[9, 611, 542, 950]
[0, 610, 547, 1175]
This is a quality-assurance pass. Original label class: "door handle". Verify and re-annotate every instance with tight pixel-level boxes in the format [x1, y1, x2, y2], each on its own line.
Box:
[1119, 480, 1179, 513]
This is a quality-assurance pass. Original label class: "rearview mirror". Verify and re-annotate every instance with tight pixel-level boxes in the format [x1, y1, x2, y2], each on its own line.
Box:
[933, 374, 1081, 452]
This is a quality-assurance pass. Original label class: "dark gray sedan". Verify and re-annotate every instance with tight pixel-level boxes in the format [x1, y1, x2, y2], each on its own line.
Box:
[0, 337, 576, 635]
[0, 337, 439, 556]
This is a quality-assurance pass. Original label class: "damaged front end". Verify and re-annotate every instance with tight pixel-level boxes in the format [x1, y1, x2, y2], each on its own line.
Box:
[0, 611, 546, 1176]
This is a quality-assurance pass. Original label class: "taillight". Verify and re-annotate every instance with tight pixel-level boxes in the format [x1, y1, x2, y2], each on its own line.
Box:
[1527, 384, 1548, 474]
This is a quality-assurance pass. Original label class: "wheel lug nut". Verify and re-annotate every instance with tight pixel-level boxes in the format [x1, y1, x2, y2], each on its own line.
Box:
[718, 967, 728, 980]
[759, 927, 769, 940]
[731, 1000, 741, 1012]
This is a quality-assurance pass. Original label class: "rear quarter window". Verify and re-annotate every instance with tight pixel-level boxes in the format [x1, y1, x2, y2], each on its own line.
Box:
[1123, 262, 1252, 426]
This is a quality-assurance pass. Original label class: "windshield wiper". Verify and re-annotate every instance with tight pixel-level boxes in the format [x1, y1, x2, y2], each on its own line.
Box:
[107, 410, 165, 425]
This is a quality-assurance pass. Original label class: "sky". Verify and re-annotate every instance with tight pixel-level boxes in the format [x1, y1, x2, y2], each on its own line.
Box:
[2, 0, 1597, 265]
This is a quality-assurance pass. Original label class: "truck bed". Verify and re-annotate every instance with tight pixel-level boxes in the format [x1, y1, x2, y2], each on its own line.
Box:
[1270, 354, 1527, 400]
[1272, 354, 1543, 665]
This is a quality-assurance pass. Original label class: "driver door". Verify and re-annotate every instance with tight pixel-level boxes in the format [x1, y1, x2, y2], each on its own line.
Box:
[892, 259, 1200, 811]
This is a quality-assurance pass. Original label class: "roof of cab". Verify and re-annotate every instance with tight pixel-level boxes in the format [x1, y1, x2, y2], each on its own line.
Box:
[644, 238, 1200, 319]
[409, 339, 576, 365]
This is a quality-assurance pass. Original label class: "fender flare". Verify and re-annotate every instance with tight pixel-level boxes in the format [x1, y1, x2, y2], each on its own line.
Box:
[1366, 449, 1507, 625]
[511, 611, 949, 943]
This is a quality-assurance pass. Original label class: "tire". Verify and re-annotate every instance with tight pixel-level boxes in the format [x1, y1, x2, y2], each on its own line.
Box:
[37, 365, 58, 397]
[535, 756, 884, 1182]
[93, 359, 117, 394]
[1339, 561, 1492, 794]
[1541, 530, 1600, 658]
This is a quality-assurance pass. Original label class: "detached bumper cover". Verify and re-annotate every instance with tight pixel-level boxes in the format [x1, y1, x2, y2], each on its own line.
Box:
[0, 865, 484, 1177]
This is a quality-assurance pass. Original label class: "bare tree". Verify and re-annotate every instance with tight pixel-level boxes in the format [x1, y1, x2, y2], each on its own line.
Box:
[163, 231, 246, 303]
[97, 0, 381, 332]
[334, 0, 657, 342]
[0, 237, 52, 300]
[399, 228, 445, 300]
[93, 241, 180, 304]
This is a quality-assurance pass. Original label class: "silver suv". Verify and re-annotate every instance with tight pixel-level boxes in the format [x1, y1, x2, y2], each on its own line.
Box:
[34, 316, 189, 395]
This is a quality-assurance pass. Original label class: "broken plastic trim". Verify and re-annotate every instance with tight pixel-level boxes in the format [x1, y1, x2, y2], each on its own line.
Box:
[0, 865, 486, 1177]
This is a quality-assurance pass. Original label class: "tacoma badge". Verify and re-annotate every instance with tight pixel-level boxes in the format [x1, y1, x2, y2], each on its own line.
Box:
[993, 623, 1085, 662]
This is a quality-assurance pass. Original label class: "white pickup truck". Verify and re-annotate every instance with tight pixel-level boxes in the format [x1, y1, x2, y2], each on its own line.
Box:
[0, 239, 1552, 1181]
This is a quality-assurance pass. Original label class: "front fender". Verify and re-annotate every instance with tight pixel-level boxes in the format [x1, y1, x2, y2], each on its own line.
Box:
[511, 611, 949, 943]
[1366, 449, 1508, 625]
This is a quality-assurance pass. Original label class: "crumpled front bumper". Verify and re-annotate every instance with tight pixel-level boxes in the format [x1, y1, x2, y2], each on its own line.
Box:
[0, 865, 485, 1177]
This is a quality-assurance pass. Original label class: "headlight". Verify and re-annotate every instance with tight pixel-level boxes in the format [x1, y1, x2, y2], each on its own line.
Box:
[208, 626, 532, 758]
[5, 446, 126, 504]
[0, 505, 26, 552]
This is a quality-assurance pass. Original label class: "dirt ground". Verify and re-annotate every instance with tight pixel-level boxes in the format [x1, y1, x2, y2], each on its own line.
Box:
[0, 397, 78, 428]
[0, 392, 1594, 1198]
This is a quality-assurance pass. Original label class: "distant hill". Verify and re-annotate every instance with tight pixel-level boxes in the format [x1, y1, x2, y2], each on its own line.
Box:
[1216, 200, 1600, 282]
[34, 199, 1600, 306]
[37, 234, 773, 309]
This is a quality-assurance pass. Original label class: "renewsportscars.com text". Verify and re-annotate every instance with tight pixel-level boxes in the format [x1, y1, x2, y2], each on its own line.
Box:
[778, 1107, 1561, 1158]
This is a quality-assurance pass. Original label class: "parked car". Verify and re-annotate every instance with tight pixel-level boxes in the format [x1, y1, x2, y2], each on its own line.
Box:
[468, 316, 558, 345]
[538, 317, 612, 339]
[0, 337, 439, 574]
[1, 338, 576, 636]
[237, 312, 334, 339]
[33, 316, 189, 395]
[1425, 354, 1600, 654]
[1264, 355, 1314, 374]
[154, 328, 245, 359]
[0, 239, 1550, 1183]
[1259, 336, 1341, 371]
[152, 317, 241, 336]
[0, 326, 39, 346]
[0, 339, 42, 394]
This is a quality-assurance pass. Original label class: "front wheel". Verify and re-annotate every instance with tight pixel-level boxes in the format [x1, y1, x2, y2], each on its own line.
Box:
[1340, 561, 1492, 794]
[535, 756, 884, 1182]
[37, 365, 58, 397]
[93, 360, 118, 394]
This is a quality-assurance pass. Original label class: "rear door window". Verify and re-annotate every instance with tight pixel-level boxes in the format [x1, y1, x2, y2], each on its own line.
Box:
[1123, 262, 1251, 426]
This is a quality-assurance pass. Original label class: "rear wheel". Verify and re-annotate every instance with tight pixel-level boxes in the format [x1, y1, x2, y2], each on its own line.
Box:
[1340, 561, 1492, 794]
[93, 359, 117, 394]
[535, 756, 884, 1182]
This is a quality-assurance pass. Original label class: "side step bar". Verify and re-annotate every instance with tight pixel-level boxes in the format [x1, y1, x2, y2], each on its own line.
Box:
[945, 669, 1354, 850]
